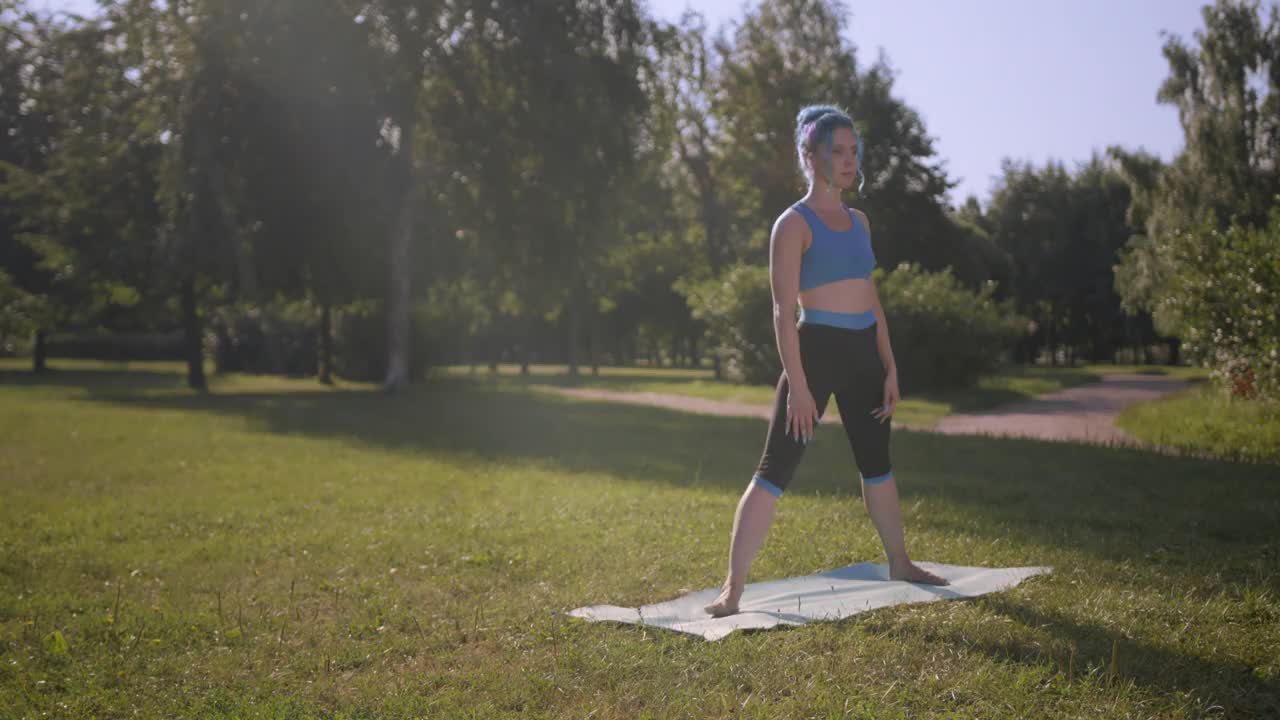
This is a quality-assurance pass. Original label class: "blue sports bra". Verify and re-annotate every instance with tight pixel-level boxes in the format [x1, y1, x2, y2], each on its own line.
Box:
[793, 202, 876, 291]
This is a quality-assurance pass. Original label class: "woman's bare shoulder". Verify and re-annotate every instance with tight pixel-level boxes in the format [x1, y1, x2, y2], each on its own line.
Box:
[848, 206, 871, 232]
[772, 204, 809, 236]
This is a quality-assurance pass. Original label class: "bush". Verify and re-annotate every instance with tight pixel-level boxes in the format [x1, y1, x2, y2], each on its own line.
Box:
[331, 299, 456, 382]
[875, 262, 1029, 393]
[0, 269, 46, 356]
[209, 301, 319, 376]
[680, 261, 1028, 392]
[1162, 208, 1280, 401]
[331, 300, 385, 382]
[678, 263, 778, 384]
[43, 330, 185, 361]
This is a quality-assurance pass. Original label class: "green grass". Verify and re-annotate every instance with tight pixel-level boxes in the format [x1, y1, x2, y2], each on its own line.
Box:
[441, 362, 1210, 429]
[2, 360, 1277, 718]
[1116, 382, 1280, 465]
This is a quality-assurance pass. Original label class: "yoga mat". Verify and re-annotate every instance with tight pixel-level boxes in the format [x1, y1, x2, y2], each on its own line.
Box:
[567, 561, 1052, 642]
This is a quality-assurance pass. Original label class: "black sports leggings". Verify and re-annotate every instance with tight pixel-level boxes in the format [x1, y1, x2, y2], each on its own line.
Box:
[751, 319, 893, 496]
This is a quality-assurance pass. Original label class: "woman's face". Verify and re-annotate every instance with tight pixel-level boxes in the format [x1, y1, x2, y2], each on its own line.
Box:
[808, 126, 859, 190]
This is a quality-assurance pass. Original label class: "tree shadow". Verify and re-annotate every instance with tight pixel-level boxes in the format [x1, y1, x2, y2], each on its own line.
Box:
[49, 372, 1271, 580]
[0, 366, 190, 392]
[442, 369, 732, 393]
[860, 593, 1279, 718]
[14, 365, 1277, 708]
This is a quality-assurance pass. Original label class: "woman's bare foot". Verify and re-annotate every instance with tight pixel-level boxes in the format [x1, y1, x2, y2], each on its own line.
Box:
[704, 582, 744, 617]
[888, 560, 950, 585]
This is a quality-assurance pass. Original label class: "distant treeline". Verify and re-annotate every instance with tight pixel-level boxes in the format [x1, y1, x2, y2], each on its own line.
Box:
[1, 0, 1276, 397]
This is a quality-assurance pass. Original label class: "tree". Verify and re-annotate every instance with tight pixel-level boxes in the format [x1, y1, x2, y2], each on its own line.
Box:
[1113, 0, 1279, 357]
[0, 5, 174, 373]
[233, 0, 387, 383]
[1153, 0, 1280, 236]
[713, 1, 985, 279]
[425, 0, 651, 376]
[356, 0, 444, 392]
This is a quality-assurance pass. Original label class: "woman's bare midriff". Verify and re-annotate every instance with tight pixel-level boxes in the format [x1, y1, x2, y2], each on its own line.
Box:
[799, 277, 875, 315]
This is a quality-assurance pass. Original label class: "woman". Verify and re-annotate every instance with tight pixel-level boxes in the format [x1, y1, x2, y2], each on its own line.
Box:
[705, 104, 948, 618]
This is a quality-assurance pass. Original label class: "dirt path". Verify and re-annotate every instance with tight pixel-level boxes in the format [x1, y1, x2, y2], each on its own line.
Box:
[932, 373, 1193, 446]
[541, 373, 1194, 448]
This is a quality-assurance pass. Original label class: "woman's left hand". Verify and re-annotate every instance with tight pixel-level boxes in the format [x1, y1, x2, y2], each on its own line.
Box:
[872, 372, 900, 423]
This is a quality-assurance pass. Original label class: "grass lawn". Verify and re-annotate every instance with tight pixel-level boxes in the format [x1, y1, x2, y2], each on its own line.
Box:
[441, 362, 1211, 429]
[1, 360, 1276, 718]
[1116, 382, 1280, 465]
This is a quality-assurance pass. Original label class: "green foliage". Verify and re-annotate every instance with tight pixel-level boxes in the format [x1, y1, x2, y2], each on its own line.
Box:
[41, 630, 69, 658]
[677, 263, 778, 384]
[331, 300, 386, 383]
[876, 263, 1029, 393]
[43, 330, 183, 362]
[710, 0, 1001, 285]
[331, 300, 458, 382]
[1160, 208, 1280, 400]
[985, 154, 1139, 363]
[680, 262, 1028, 391]
[1152, 0, 1280, 237]
[0, 268, 46, 354]
[210, 301, 320, 377]
[1115, 0, 1280, 366]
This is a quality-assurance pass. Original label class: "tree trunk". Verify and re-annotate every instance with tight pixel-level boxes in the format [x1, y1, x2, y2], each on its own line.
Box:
[590, 313, 600, 376]
[384, 137, 414, 393]
[319, 301, 334, 385]
[566, 300, 581, 377]
[182, 275, 207, 392]
[33, 329, 48, 374]
[1168, 337, 1181, 366]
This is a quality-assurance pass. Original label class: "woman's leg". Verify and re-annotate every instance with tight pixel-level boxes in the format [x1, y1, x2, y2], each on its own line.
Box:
[707, 351, 830, 617]
[833, 330, 948, 586]
[704, 478, 779, 616]
[861, 477, 946, 584]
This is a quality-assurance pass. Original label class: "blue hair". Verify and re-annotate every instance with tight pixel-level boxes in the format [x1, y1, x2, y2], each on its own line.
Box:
[795, 104, 864, 193]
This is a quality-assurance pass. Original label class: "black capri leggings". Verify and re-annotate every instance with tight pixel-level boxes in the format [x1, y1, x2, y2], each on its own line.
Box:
[751, 319, 893, 496]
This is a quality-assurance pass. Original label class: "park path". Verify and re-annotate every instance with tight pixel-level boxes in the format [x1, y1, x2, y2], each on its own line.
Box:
[931, 373, 1193, 447]
[541, 373, 1194, 448]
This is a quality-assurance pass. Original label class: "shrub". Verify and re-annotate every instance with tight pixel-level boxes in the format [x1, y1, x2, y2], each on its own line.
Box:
[680, 262, 1028, 392]
[1160, 208, 1280, 401]
[875, 262, 1029, 393]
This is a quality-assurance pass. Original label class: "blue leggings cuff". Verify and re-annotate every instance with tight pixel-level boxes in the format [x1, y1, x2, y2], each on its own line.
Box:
[751, 474, 784, 497]
[861, 470, 893, 485]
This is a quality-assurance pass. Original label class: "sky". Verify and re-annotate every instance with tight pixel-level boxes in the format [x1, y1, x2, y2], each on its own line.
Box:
[35, 0, 1210, 207]
[646, 0, 1209, 206]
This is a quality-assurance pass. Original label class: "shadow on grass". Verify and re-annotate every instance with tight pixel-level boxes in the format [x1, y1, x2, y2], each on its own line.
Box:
[0, 366, 191, 392]
[9, 365, 1278, 711]
[9, 365, 1277, 582]
[440, 369, 732, 394]
[862, 593, 1280, 718]
[45, 370, 1269, 552]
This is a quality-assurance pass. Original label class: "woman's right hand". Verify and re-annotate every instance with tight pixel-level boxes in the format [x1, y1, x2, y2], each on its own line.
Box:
[786, 381, 819, 444]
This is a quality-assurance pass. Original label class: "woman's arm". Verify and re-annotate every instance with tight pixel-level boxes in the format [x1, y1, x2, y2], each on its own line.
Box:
[770, 214, 805, 386]
[856, 208, 899, 422]
[769, 212, 817, 440]
[870, 283, 898, 380]
[854, 208, 897, 380]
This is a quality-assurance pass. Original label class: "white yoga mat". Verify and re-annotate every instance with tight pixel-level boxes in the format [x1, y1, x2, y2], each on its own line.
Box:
[567, 561, 1052, 642]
